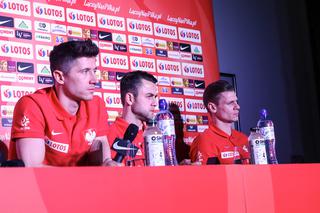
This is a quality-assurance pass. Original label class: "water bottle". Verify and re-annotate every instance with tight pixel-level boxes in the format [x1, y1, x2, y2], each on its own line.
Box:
[248, 127, 268, 164]
[155, 99, 178, 166]
[257, 109, 278, 164]
[144, 119, 166, 166]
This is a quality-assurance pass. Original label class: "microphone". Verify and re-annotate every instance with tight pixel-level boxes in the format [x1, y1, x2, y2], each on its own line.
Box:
[0, 159, 25, 167]
[112, 123, 139, 163]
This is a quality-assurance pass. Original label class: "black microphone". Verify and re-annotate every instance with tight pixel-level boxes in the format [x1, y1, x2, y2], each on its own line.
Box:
[112, 123, 139, 163]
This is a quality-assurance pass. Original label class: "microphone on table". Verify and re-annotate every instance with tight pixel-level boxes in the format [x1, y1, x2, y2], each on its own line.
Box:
[112, 123, 139, 163]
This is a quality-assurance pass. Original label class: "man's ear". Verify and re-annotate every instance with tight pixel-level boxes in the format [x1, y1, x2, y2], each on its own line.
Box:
[53, 70, 64, 84]
[207, 102, 217, 114]
[124, 92, 135, 106]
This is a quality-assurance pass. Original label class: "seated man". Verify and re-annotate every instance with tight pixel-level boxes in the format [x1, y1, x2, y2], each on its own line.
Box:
[9, 40, 118, 167]
[107, 71, 158, 166]
[190, 80, 250, 164]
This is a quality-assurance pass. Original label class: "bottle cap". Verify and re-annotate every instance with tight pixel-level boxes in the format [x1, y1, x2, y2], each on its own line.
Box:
[159, 99, 168, 110]
[259, 108, 268, 119]
[146, 119, 157, 126]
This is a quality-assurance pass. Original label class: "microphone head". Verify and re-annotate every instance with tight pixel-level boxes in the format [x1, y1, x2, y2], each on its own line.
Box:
[123, 123, 139, 142]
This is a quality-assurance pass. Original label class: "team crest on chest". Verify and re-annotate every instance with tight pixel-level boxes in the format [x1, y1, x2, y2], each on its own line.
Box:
[84, 129, 96, 145]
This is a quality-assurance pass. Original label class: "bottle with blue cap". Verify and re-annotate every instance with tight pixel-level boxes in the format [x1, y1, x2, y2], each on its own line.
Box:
[257, 109, 278, 164]
[155, 98, 178, 166]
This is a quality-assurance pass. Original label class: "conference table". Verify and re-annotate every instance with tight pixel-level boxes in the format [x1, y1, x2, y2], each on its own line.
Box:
[0, 164, 319, 213]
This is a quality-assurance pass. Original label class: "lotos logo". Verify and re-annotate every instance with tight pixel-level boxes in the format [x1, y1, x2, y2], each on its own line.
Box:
[155, 26, 161, 34]
[68, 12, 76, 20]
[130, 56, 155, 72]
[185, 99, 207, 113]
[154, 23, 177, 39]
[3, 89, 12, 98]
[178, 27, 201, 43]
[105, 96, 112, 104]
[99, 17, 106, 25]
[0, 1, 7, 9]
[33, 3, 64, 21]
[1, 44, 9, 53]
[158, 62, 164, 70]
[182, 63, 204, 77]
[100, 53, 128, 70]
[129, 22, 135, 29]
[132, 59, 138, 68]
[0, 0, 30, 16]
[103, 93, 122, 108]
[127, 18, 152, 35]
[35, 6, 43, 15]
[38, 48, 47, 57]
[180, 30, 186, 38]
[156, 59, 181, 75]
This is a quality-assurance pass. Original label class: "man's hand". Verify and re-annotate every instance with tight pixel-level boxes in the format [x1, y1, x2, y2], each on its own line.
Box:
[179, 159, 202, 166]
[102, 158, 123, 167]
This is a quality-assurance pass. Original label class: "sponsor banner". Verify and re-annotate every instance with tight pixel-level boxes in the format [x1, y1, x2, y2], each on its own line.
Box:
[158, 86, 170, 94]
[179, 43, 191, 52]
[17, 61, 34, 73]
[157, 59, 181, 75]
[127, 18, 153, 35]
[17, 73, 35, 84]
[185, 98, 207, 113]
[101, 81, 116, 90]
[143, 47, 154, 55]
[186, 114, 197, 124]
[14, 18, 32, 30]
[0, 27, 14, 38]
[115, 72, 126, 81]
[129, 45, 142, 54]
[171, 87, 183, 95]
[15, 30, 32, 40]
[0, 0, 31, 16]
[154, 23, 177, 39]
[191, 44, 203, 54]
[164, 97, 184, 112]
[35, 44, 52, 61]
[1, 85, 35, 102]
[7, 60, 16, 72]
[128, 34, 141, 45]
[37, 75, 53, 85]
[171, 77, 183, 87]
[178, 27, 201, 43]
[180, 52, 192, 61]
[0, 72, 16, 82]
[192, 54, 203, 62]
[167, 51, 180, 59]
[155, 49, 167, 57]
[1, 105, 14, 118]
[66, 8, 96, 27]
[35, 32, 52, 42]
[0, 15, 14, 27]
[34, 21, 50, 33]
[194, 89, 204, 97]
[100, 53, 128, 70]
[36, 64, 51, 76]
[183, 88, 195, 96]
[194, 80, 205, 89]
[182, 62, 204, 78]
[167, 41, 180, 51]
[0, 40, 33, 59]
[33, 2, 65, 21]
[141, 37, 155, 47]
[2, 118, 12, 127]
[155, 39, 167, 49]
[113, 43, 127, 52]
[98, 14, 125, 31]
[67, 26, 82, 38]
[112, 33, 126, 44]
[186, 124, 198, 132]
[157, 76, 170, 86]
[53, 35, 68, 44]
[51, 23, 67, 35]
[104, 92, 122, 108]
[99, 41, 113, 50]
[183, 78, 195, 88]
[98, 31, 112, 41]
[183, 136, 196, 145]
[130, 56, 155, 72]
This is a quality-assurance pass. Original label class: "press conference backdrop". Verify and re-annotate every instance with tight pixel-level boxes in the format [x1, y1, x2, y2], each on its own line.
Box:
[0, 0, 219, 147]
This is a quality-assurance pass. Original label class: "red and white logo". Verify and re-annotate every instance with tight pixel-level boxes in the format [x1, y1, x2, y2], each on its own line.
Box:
[104, 93, 122, 108]
[185, 98, 207, 113]
[84, 129, 96, 145]
[127, 18, 153, 35]
[154, 23, 177, 39]
[155, 39, 167, 49]
[1, 85, 35, 102]
[33, 2, 65, 21]
[97, 14, 125, 31]
[0, 40, 33, 59]
[178, 27, 201, 43]
[1, 105, 14, 118]
[66, 8, 96, 27]
[130, 56, 155, 72]
[182, 62, 204, 78]
[164, 97, 185, 112]
[67, 26, 82, 37]
[35, 44, 52, 61]
[0, 0, 30, 16]
[157, 59, 181, 75]
[99, 41, 113, 51]
[100, 53, 128, 70]
[170, 77, 183, 87]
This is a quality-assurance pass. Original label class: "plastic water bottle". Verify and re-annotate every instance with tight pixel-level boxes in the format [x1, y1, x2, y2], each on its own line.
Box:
[257, 109, 278, 164]
[248, 127, 268, 164]
[144, 119, 165, 166]
[155, 99, 178, 166]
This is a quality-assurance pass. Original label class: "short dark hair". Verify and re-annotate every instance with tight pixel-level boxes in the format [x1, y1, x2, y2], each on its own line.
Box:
[203, 80, 235, 109]
[49, 39, 99, 75]
[120, 71, 157, 105]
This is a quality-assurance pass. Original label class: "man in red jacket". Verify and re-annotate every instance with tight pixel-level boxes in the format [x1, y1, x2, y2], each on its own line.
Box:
[107, 71, 158, 166]
[190, 80, 250, 164]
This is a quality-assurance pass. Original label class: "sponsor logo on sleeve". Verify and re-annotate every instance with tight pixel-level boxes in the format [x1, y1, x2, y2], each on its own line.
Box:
[45, 138, 69, 153]
[0, 0, 30, 16]
[66, 8, 96, 26]
[33, 2, 65, 21]
[179, 43, 191, 52]
[178, 27, 201, 43]
[0, 15, 13, 27]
